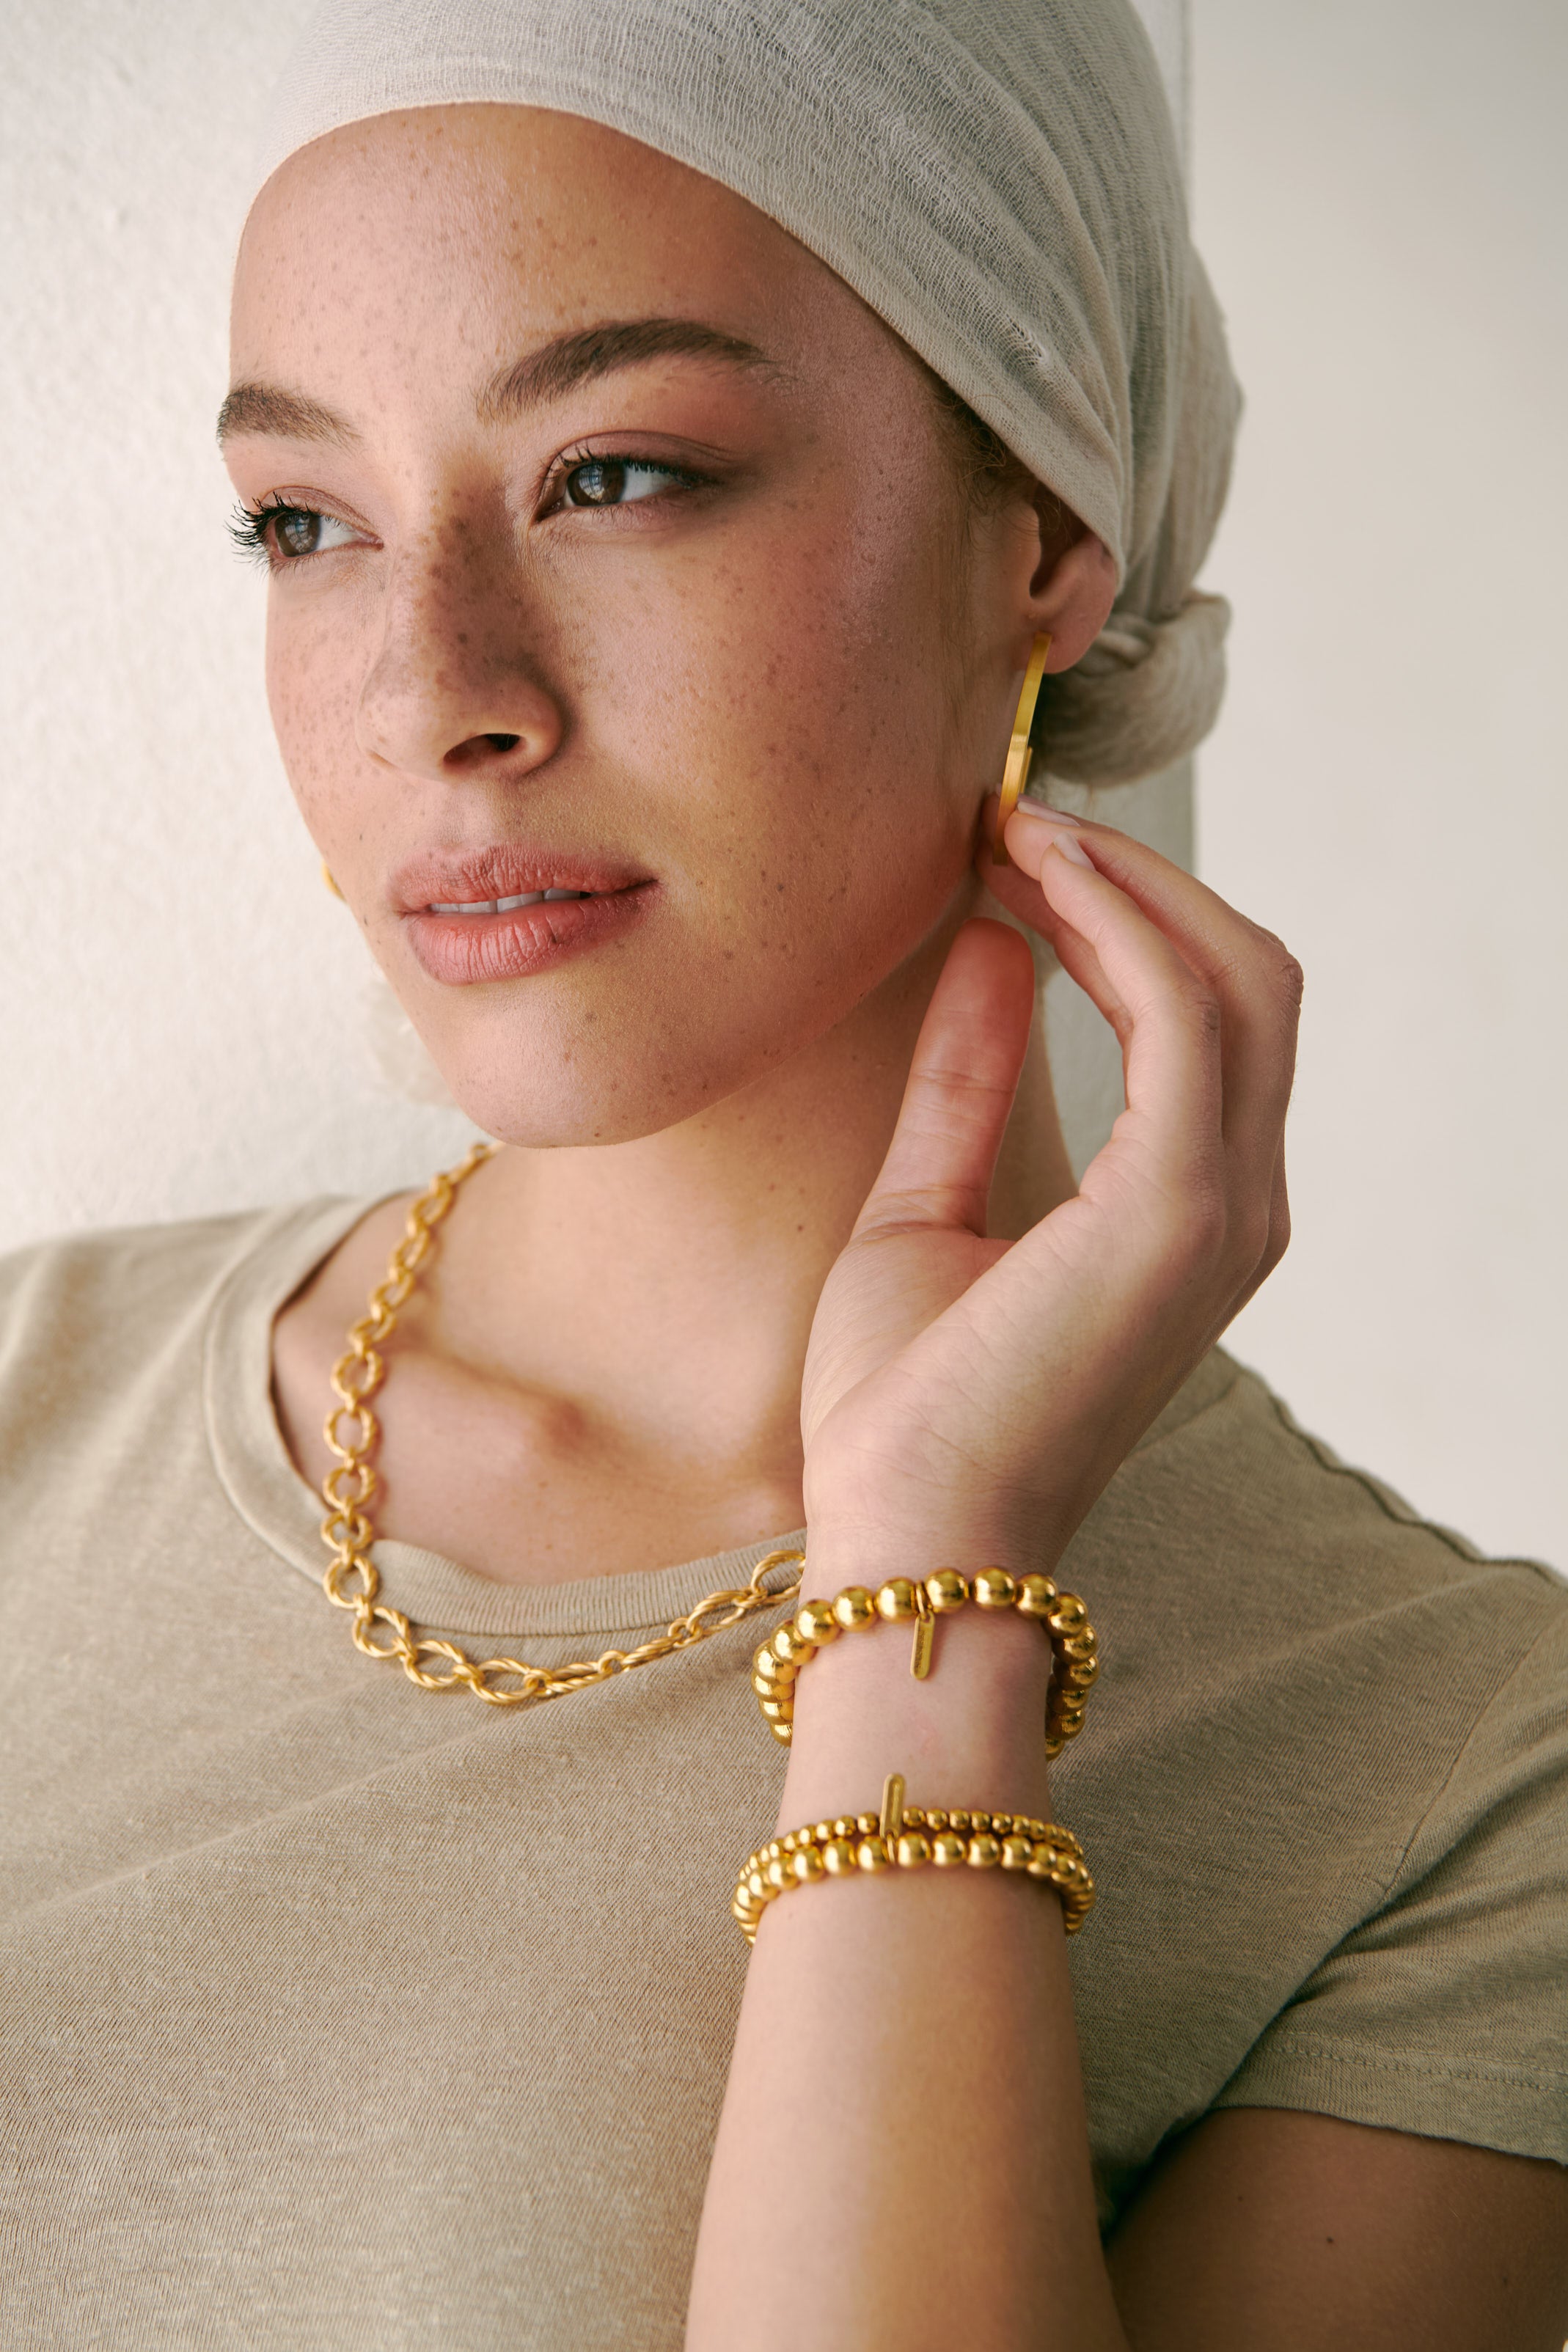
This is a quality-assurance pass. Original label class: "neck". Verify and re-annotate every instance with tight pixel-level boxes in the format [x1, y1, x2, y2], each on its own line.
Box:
[426, 908, 1073, 1547]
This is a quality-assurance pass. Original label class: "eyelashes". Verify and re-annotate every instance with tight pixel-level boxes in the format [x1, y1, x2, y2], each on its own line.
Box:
[227, 494, 362, 568]
[230, 450, 715, 570]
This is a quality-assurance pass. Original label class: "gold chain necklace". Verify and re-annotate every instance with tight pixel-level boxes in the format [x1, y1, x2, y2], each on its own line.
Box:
[318, 1141, 805, 1704]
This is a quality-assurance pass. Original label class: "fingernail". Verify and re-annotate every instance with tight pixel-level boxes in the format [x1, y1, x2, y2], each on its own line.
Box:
[1009, 801, 1080, 829]
[1049, 832, 1095, 869]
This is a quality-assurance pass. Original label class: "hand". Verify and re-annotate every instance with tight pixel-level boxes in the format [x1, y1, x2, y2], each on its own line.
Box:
[798, 800, 1303, 1584]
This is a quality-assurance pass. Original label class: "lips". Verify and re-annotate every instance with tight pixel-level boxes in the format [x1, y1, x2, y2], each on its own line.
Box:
[392, 845, 655, 986]
[392, 845, 645, 915]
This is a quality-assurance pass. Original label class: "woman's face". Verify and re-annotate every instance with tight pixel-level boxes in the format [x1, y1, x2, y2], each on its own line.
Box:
[226, 106, 1052, 1143]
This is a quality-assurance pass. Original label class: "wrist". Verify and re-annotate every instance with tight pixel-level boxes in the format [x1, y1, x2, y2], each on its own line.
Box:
[801, 1522, 1058, 1600]
[777, 1601, 1055, 1828]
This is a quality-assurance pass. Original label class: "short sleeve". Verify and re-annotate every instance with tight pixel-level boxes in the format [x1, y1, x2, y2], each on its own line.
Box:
[1213, 1598, 1568, 2164]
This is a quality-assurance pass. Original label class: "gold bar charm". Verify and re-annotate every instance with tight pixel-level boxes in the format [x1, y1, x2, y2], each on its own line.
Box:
[880, 1773, 906, 1844]
[911, 1583, 935, 1679]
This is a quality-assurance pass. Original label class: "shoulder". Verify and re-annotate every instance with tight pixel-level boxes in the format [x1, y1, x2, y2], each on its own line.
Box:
[1085, 1345, 1564, 1843]
[1106, 1345, 1563, 1648]
[0, 1201, 376, 1472]
[1068, 1350, 1568, 2194]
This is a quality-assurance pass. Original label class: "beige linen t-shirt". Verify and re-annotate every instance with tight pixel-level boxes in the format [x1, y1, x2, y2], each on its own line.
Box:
[1, 1199, 1564, 2351]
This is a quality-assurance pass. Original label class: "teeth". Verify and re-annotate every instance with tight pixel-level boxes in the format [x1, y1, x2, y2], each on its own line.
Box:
[428, 889, 593, 915]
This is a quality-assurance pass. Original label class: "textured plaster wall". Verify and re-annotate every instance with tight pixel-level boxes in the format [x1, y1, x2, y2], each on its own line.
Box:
[1, 1, 1561, 1565]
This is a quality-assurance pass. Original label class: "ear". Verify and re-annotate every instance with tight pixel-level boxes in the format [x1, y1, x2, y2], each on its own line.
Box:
[1021, 488, 1118, 671]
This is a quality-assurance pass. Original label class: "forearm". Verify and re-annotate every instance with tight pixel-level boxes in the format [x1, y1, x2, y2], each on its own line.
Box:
[686, 1578, 1128, 2352]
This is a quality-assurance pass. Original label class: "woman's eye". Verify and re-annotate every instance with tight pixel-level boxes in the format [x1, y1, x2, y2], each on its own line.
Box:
[561, 458, 683, 508]
[268, 507, 362, 560]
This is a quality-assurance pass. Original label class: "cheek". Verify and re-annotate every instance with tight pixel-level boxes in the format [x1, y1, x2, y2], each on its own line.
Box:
[263, 594, 374, 845]
[588, 481, 974, 945]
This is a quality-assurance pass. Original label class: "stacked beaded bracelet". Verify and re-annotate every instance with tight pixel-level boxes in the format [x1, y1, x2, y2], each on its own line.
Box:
[752, 1569, 1098, 1757]
[732, 1773, 1094, 1945]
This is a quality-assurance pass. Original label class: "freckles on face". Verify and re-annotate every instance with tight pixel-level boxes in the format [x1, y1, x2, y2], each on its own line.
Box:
[227, 106, 989, 1144]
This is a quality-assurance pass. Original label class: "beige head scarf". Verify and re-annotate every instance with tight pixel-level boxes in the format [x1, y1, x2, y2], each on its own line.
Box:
[250, 0, 1240, 788]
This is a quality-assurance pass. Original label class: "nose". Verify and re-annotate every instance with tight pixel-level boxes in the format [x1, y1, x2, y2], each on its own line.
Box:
[355, 516, 565, 783]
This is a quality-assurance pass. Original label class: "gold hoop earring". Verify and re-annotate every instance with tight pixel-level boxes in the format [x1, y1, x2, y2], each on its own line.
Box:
[989, 633, 1052, 869]
[321, 862, 345, 902]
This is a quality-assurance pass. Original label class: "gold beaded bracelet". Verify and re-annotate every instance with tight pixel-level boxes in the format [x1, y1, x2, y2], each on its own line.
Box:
[752, 1569, 1098, 1757]
[732, 1772, 1094, 1944]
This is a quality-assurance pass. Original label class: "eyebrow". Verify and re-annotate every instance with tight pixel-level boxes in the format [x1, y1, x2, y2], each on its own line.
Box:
[217, 317, 774, 447]
[479, 317, 775, 420]
[216, 384, 358, 447]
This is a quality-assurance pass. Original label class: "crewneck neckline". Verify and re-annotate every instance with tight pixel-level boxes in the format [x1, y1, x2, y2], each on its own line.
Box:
[202, 1192, 807, 1640]
[202, 1190, 1239, 1644]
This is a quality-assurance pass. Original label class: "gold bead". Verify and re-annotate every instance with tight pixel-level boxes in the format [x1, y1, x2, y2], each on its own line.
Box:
[831, 1817, 858, 1840]
[1048, 1597, 1088, 1635]
[780, 1831, 799, 1853]
[856, 1812, 879, 1836]
[772, 1624, 811, 1666]
[754, 1643, 794, 1682]
[747, 1871, 769, 1901]
[794, 1845, 826, 1883]
[973, 1568, 1019, 1610]
[948, 1809, 972, 1833]
[925, 1569, 970, 1613]
[970, 1811, 993, 1836]
[896, 1832, 932, 1869]
[967, 1834, 1001, 1869]
[1060, 1633, 1097, 1663]
[812, 1822, 834, 1843]
[1016, 1575, 1058, 1618]
[771, 1720, 794, 1746]
[857, 1836, 892, 1872]
[926, 1809, 948, 1831]
[796, 1600, 840, 1648]
[1000, 1836, 1033, 1871]
[1027, 1844, 1063, 1875]
[932, 1833, 967, 1867]
[824, 1839, 857, 1875]
[758, 1698, 792, 1723]
[876, 1578, 918, 1622]
[766, 1857, 793, 1891]
[763, 1840, 781, 1862]
[832, 1585, 877, 1632]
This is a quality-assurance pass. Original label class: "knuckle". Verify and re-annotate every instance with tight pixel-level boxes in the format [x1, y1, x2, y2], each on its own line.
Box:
[1253, 928, 1305, 1013]
[1264, 1195, 1293, 1270]
[1226, 1204, 1275, 1279]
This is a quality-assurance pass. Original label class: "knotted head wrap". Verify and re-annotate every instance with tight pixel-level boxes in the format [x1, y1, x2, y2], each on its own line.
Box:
[249, 0, 1241, 788]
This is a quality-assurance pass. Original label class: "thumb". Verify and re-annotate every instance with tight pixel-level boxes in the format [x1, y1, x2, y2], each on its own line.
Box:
[854, 918, 1036, 1241]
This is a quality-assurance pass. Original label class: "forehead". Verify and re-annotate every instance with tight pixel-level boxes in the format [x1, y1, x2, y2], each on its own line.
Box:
[231, 104, 849, 381]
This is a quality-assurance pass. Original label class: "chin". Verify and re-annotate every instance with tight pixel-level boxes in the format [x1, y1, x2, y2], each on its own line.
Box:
[421, 1005, 774, 1151]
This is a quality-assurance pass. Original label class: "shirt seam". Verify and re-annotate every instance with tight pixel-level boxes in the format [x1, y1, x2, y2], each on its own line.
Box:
[1261, 1385, 1562, 1586]
[1219, 2029, 1567, 2096]
[1379, 1613, 1563, 1889]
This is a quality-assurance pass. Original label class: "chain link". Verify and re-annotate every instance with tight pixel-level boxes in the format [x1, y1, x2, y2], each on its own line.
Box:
[318, 1141, 805, 1704]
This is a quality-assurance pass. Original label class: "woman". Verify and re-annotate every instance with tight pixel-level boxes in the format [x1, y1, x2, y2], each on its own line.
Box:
[2, 1, 1564, 2345]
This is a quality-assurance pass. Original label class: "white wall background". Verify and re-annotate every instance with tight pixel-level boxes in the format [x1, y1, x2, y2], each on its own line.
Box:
[1190, 0, 1566, 1567]
[1, 1, 1561, 1568]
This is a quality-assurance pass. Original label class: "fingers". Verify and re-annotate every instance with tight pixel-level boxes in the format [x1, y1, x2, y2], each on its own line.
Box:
[1016, 832, 1227, 1212]
[856, 920, 1035, 1239]
[981, 796, 1303, 1206]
